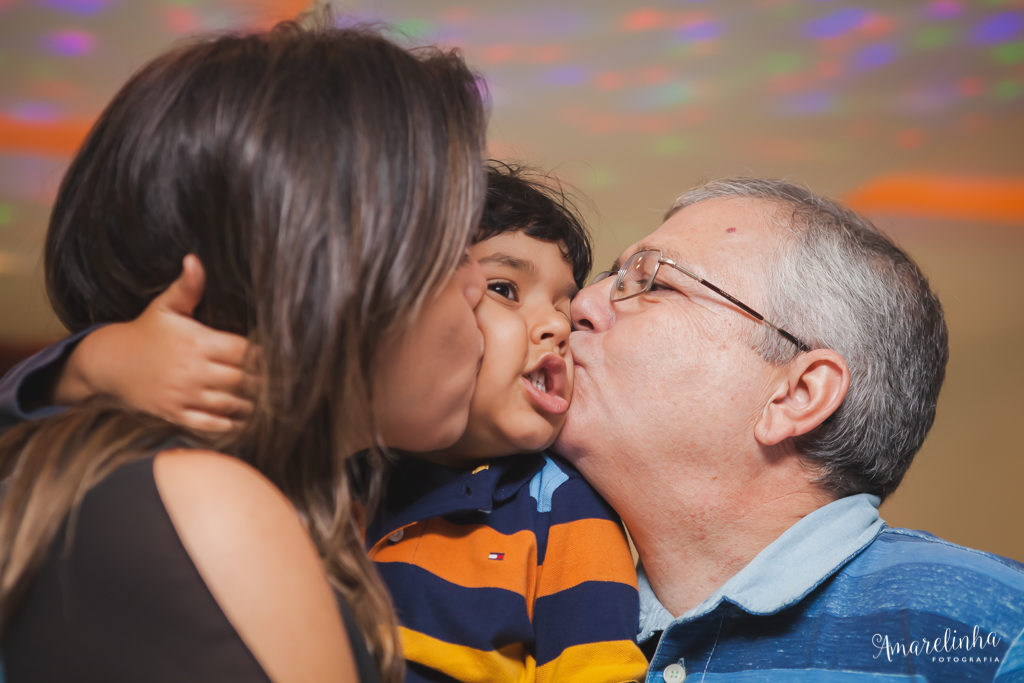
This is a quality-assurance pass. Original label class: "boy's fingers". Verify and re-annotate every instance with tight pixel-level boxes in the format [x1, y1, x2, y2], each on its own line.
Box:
[204, 363, 261, 400]
[157, 254, 207, 317]
[179, 409, 238, 434]
[202, 329, 252, 367]
[194, 389, 255, 419]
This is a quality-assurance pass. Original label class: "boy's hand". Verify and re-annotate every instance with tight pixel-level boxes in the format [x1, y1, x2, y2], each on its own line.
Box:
[56, 255, 259, 432]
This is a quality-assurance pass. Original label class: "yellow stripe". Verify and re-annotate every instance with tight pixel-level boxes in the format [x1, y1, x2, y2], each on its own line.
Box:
[536, 640, 648, 683]
[400, 626, 535, 683]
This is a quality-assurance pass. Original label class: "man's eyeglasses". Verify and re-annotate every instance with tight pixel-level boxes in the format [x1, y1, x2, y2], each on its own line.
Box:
[592, 249, 811, 353]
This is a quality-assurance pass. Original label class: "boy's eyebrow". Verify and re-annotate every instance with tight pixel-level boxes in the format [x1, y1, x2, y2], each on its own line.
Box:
[481, 251, 578, 299]
[478, 252, 535, 273]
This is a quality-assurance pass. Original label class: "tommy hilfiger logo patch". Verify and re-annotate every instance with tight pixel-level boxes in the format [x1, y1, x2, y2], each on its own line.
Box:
[488, 552, 505, 561]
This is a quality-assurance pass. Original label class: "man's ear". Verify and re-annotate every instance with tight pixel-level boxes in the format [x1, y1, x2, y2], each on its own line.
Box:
[755, 349, 849, 446]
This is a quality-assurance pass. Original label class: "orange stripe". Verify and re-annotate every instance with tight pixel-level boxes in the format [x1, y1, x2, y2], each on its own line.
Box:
[371, 518, 538, 602]
[0, 116, 93, 157]
[844, 174, 1024, 224]
[536, 518, 637, 599]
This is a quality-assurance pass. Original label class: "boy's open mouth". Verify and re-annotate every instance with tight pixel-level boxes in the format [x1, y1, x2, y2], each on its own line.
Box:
[521, 354, 569, 415]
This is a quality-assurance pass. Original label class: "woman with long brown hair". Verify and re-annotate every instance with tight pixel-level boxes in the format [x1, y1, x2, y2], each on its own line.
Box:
[0, 16, 487, 682]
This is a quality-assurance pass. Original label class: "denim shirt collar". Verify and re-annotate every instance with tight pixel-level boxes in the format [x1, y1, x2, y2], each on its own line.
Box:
[638, 493, 885, 642]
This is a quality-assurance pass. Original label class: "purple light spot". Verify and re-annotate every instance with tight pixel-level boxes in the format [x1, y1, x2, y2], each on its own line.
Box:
[40, 0, 110, 14]
[852, 43, 898, 71]
[803, 8, 869, 39]
[677, 19, 721, 41]
[41, 29, 95, 56]
[8, 102, 62, 123]
[926, 0, 963, 20]
[543, 65, 589, 87]
[778, 91, 835, 116]
[970, 11, 1024, 45]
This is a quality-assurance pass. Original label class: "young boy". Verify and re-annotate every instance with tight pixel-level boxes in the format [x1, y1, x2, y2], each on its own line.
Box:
[0, 162, 648, 682]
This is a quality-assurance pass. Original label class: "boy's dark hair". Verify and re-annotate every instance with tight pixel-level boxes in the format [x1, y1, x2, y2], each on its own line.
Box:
[478, 160, 592, 289]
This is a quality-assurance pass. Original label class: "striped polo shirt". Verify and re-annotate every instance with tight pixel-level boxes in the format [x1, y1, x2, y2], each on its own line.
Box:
[638, 493, 1024, 682]
[367, 453, 647, 683]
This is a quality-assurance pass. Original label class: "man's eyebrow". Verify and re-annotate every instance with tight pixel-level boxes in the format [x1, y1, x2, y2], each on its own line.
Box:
[478, 252, 535, 273]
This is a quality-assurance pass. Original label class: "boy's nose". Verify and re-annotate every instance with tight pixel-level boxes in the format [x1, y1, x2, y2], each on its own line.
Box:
[533, 309, 571, 354]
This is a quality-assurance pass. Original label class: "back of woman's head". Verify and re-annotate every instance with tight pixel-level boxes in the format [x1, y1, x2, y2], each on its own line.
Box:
[49, 19, 485, 417]
[21, 17, 487, 679]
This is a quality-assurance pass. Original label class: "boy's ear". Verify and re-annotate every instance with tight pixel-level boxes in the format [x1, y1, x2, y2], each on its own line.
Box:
[755, 349, 849, 446]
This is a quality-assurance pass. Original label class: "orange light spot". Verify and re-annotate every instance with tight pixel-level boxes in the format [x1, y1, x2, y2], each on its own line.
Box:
[845, 175, 1024, 224]
[623, 8, 663, 31]
[958, 77, 983, 97]
[482, 44, 516, 64]
[0, 115, 93, 156]
[531, 44, 565, 64]
[595, 70, 625, 90]
[896, 128, 924, 149]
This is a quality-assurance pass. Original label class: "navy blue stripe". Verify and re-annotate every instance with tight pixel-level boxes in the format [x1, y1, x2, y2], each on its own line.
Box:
[377, 562, 533, 652]
[533, 581, 639, 666]
[545, 475, 619, 525]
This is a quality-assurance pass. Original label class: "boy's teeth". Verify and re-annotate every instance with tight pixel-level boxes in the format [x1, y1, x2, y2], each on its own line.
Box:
[531, 370, 546, 393]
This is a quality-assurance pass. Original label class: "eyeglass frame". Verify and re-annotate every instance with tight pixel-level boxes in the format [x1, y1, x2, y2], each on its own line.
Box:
[592, 249, 811, 353]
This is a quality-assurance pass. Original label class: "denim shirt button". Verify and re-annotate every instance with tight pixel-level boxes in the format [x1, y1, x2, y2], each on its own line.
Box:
[662, 662, 686, 682]
[388, 529, 404, 543]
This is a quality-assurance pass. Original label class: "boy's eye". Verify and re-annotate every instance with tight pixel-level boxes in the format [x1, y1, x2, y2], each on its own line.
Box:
[487, 280, 519, 302]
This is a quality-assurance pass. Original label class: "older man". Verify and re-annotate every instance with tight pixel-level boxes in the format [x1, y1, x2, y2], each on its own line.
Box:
[556, 177, 1024, 681]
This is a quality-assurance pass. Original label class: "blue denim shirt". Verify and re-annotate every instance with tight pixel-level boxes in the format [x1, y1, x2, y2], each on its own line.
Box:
[638, 494, 1024, 682]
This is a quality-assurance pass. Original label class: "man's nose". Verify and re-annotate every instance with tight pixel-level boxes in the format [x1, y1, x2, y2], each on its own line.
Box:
[570, 278, 615, 332]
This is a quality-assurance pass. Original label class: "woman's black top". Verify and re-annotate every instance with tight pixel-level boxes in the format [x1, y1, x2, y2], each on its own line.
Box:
[3, 456, 377, 682]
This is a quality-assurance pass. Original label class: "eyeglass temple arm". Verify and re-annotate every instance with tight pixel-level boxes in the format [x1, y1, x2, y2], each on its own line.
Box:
[666, 261, 811, 353]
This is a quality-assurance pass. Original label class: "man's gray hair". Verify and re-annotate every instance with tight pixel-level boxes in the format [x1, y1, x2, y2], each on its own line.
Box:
[668, 178, 948, 500]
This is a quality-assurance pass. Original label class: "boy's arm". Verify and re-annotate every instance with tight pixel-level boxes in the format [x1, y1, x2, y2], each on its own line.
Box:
[0, 255, 257, 435]
[532, 460, 648, 683]
[0, 329, 95, 434]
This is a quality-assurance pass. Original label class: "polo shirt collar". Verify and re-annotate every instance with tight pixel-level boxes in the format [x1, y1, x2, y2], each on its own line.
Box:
[367, 453, 545, 546]
[638, 493, 884, 641]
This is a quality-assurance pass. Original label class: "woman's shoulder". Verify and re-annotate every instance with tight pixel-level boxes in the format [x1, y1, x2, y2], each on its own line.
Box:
[152, 448, 360, 682]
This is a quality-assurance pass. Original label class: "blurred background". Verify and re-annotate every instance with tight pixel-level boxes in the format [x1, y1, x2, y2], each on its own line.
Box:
[1, 0, 1022, 559]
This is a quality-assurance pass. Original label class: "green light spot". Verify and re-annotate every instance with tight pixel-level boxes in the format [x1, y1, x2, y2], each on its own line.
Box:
[993, 41, 1024, 64]
[994, 80, 1023, 99]
[653, 83, 692, 107]
[0, 205, 13, 225]
[766, 52, 802, 75]
[585, 167, 615, 189]
[914, 25, 954, 50]
[391, 19, 432, 40]
[654, 136, 688, 156]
